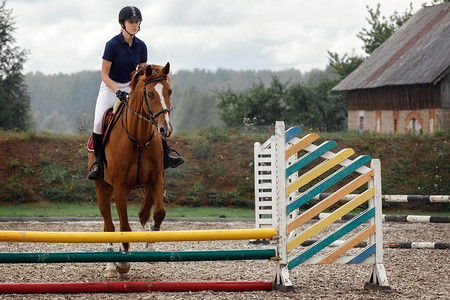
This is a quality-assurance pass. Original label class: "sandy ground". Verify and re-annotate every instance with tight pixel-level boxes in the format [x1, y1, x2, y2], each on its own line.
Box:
[0, 220, 448, 300]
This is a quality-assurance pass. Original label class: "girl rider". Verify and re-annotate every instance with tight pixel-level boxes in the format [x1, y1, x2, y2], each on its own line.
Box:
[88, 6, 184, 180]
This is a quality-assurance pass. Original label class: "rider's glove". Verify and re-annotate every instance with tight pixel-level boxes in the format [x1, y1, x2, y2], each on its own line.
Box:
[116, 90, 129, 102]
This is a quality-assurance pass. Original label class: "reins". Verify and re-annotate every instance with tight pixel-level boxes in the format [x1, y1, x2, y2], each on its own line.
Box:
[120, 76, 171, 186]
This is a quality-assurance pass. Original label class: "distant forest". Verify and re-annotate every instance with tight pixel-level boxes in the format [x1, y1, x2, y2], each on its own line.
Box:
[25, 67, 337, 134]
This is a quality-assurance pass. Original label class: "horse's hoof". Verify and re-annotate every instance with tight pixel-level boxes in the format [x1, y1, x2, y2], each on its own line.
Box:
[116, 262, 131, 274]
[105, 268, 119, 278]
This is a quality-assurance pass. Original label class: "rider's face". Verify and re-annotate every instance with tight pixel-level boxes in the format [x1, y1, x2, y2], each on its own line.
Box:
[124, 20, 140, 35]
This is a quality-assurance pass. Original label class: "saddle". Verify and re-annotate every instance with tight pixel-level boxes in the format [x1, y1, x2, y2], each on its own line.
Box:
[87, 101, 124, 152]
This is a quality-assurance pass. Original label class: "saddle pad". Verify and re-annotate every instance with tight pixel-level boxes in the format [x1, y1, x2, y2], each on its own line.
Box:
[86, 108, 118, 152]
[87, 134, 94, 152]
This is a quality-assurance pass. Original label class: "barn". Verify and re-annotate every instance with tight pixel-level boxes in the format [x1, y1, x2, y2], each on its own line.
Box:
[333, 3, 450, 134]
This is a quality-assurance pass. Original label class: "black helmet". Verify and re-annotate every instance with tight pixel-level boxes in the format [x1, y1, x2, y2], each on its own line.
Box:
[118, 6, 142, 23]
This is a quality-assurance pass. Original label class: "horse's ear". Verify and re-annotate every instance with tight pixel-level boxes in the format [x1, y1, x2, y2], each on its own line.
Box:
[145, 64, 153, 77]
[162, 62, 170, 76]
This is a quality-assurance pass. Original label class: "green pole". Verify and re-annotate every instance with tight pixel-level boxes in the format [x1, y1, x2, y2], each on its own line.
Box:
[0, 249, 276, 264]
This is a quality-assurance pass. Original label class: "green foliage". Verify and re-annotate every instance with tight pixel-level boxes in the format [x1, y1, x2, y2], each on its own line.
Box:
[216, 77, 290, 127]
[22, 164, 34, 176]
[208, 189, 237, 207]
[357, 4, 414, 55]
[203, 127, 228, 141]
[383, 138, 450, 195]
[188, 137, 213, 159]
[0, 181, 31, 205]
[8, 157, 19, 169]
[308, 79, 347, 132]
[215, 76, 347, 131]
[186, 182, 204, 206]
[327, 51, 365, 80]
[1, 157, 33, 204]
[0, 1, 32, 131]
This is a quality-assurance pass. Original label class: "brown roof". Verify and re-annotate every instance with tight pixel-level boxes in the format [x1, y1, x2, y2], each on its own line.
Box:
[333, 3, 450, 91]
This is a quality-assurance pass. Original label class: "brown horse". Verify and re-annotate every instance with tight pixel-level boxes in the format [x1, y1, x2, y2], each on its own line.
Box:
[88, 63, 172, 277]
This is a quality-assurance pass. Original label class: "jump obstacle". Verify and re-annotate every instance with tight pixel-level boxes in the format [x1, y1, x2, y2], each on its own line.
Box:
[1, 229, 278, 293]
[0, 121, 390, 293]
[254, 121, 389, 290]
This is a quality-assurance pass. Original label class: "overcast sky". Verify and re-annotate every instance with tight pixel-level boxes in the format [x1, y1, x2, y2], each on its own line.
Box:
[7, 0, 429, 75]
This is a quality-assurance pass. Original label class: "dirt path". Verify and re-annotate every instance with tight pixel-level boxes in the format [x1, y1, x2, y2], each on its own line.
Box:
[0, 220, 448, 299]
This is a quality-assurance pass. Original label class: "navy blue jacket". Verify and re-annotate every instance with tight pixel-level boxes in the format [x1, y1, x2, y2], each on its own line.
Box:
[102, 33, 147, 83]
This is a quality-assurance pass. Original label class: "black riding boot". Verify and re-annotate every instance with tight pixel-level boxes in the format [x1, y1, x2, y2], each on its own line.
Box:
[88, 133, 104, 180]
[162, 139, 184, 169]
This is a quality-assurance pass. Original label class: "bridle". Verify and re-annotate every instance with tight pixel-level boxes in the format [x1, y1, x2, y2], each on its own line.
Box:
[121, 76, 172, 149]
[120, 76, 172, 186]
[141, 77, 172, 124]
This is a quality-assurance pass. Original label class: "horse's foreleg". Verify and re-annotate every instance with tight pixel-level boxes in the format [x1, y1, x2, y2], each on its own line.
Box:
[138, 187, 153, 229]
[105, 245, 118, 278]
[94, 181, 118, 278]
[113, 186, 132, 249]
[113, 186, 132, 274]
[95, 181, 115, 232]
[151, 176, 166, 230]
[150, 179, 166, 252]
[139, 187, 156, 252]
[140, 182, 165, 253]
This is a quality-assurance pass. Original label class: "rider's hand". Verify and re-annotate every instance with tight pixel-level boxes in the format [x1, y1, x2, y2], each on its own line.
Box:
[116, 90, 129, 102]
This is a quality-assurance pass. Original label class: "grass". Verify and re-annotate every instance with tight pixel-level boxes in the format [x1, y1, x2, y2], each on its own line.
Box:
[0, 203, 255, 218]
[0, 203, 448, 218]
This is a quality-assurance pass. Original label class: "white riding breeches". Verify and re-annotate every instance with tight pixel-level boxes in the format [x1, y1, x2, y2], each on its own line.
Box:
[93, 81, 131, 134]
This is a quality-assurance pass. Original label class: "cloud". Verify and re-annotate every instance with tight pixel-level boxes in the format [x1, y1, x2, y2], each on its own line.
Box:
[7, 0, 427, 74]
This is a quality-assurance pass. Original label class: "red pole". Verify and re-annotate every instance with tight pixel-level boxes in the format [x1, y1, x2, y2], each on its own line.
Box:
[0, 281, 273, 294]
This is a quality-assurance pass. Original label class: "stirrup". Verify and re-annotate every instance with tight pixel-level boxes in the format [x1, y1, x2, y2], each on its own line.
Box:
[88, 161, 104, 180]
[164, 149, 184, 169]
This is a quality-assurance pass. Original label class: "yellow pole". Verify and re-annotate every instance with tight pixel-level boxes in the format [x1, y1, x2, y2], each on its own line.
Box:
[0, 228, 276, 243]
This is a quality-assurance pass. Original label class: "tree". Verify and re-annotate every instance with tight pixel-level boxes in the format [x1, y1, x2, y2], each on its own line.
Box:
[215, 76, 347, 131]
[0, 1, 31, 131]
[357, 3, 414, 55]
[327, 51, 365, 80]
[310, 79, 347, 131]
[215, 77, 290, 128]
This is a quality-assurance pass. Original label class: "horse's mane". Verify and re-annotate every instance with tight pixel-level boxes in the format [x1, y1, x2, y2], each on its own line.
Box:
[130, 64, 171, 91]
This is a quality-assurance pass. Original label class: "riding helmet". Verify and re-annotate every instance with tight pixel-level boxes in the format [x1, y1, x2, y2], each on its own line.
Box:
[118, 6, 142, 23]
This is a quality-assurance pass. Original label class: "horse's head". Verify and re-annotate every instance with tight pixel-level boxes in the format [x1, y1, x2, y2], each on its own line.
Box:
[130, 62, 173, 138]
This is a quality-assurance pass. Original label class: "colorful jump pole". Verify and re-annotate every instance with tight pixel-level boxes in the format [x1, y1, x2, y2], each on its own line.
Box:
[0, 228, 276, 243]
[0, 281, 274, 294]
[0, 249, 276, 264]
